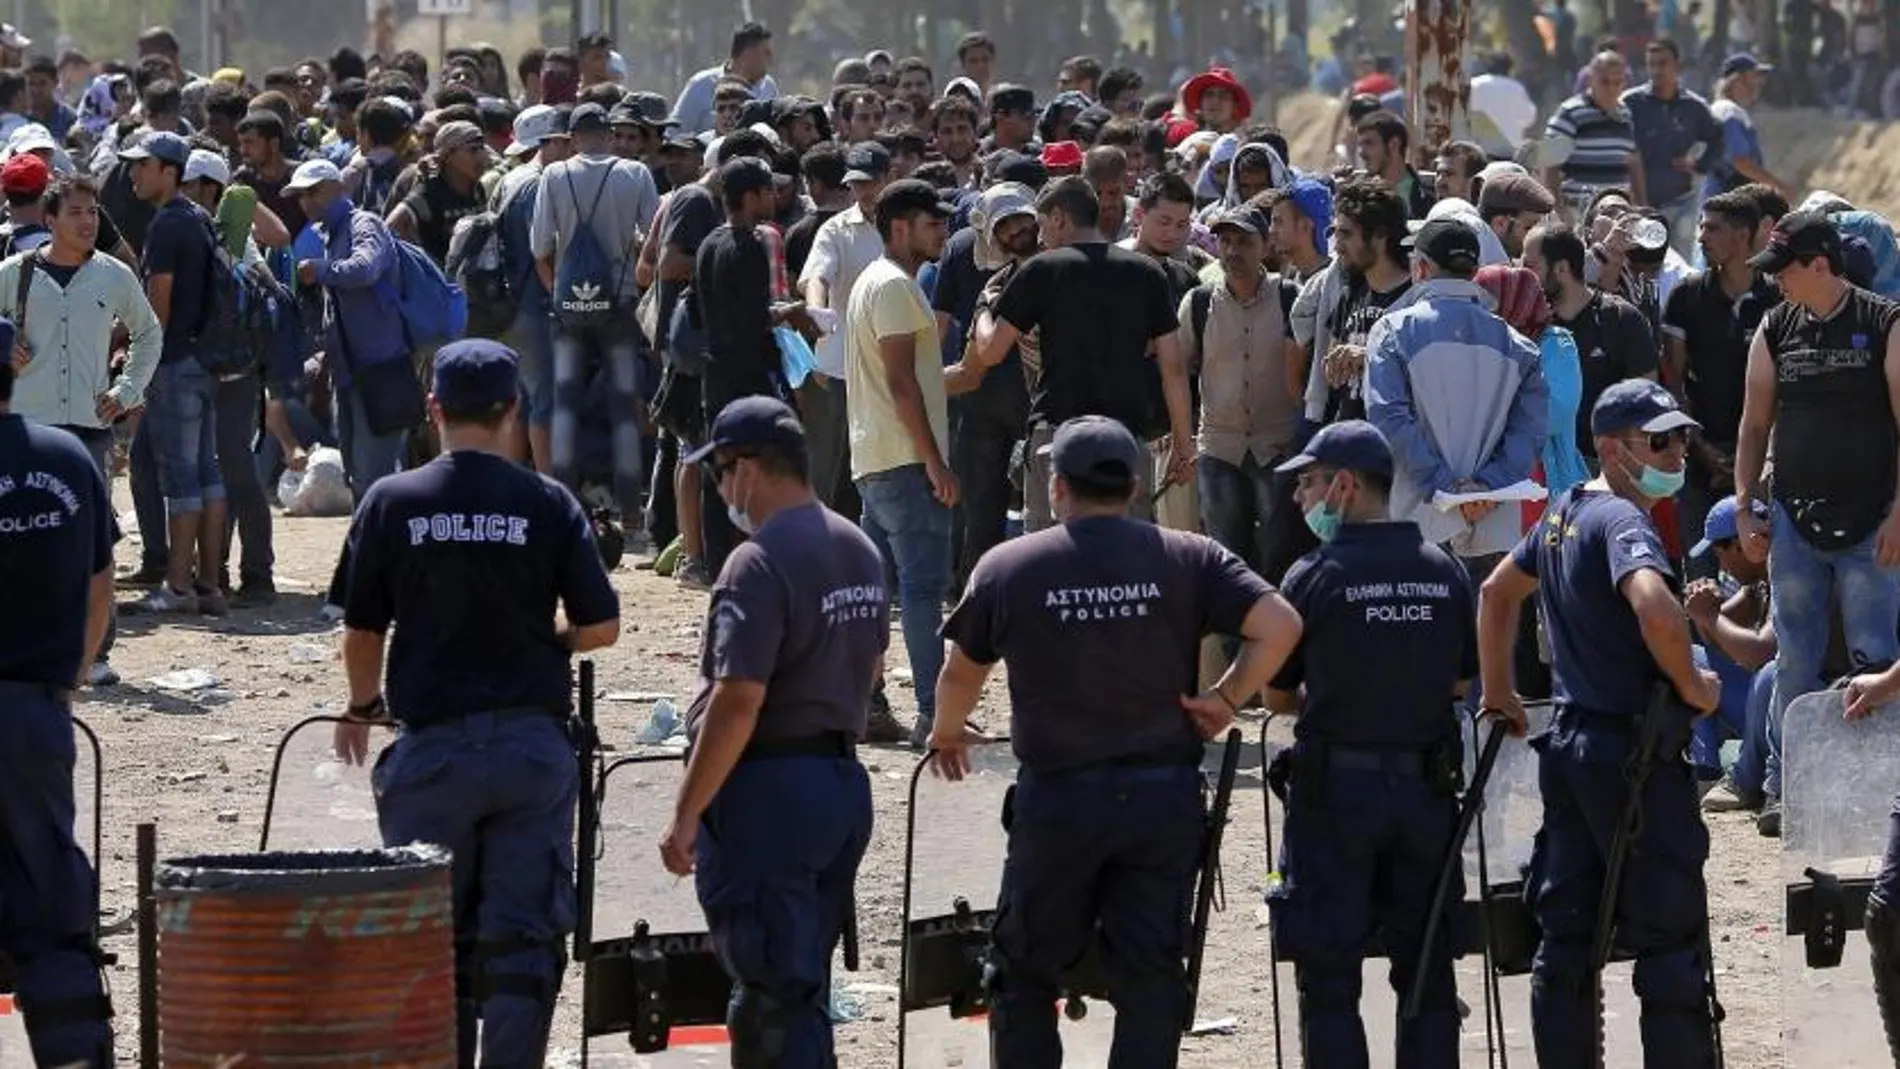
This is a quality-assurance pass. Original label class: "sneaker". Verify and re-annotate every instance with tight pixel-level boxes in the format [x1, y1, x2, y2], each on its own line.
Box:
[232, 581, 278, 608]
[864, 686, 906, 744]
[1757, 798, 1782, 838]
[908, 716, 934, 751]
[115, 563, 167, 588]
[195, 586, 230, 618]
[676, 557, 713, 591]
[319, 603, 346, 623]
[86, 660, 121, 687]
[122, 585, 198, 614]
[1701, 777, 1763, 814]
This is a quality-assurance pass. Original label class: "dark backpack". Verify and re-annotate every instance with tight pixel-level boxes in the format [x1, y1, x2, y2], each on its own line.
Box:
[552, 165, 628, 329]
[358, 155, 403, 216]
[192, 217, 280, 378]
[445, 210, 515, 338]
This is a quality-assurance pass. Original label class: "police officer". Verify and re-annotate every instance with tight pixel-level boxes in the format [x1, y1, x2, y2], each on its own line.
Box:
[658, 396, 885, 1069]
[332, 339, 621, 1067]
[0, 315, 117, 1068]
[1840, 659, 1900, 1058]
[1476, 378, 1723, 1069]
[1263, 420, 1477, 1069]
[930, 414, 1302, 1068]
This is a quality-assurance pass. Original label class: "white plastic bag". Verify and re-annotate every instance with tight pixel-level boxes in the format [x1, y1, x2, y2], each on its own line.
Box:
[283, 447, 353, 517]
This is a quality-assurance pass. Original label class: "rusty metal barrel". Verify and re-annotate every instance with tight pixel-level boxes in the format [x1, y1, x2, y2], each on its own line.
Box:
[155, 845, 457, 1067]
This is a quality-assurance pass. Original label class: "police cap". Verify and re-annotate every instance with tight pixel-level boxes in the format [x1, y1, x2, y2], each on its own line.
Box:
[432, 339, 520, 419]
[684, 396, 806, 464]
[1590, 378, 1700, 438]
[1040, 415, 1144, 487]
[1276, 419, 1394, 481]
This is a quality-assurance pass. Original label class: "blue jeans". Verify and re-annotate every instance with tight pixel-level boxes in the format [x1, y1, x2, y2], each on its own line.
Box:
[510, 299, 556, 429]
[1689, 645, 1777, 795]
[1767, 503, 1900, 797]
[551, 321, 645, 519]
[375, 713, 578, 1067]
[696, 756, 872, 1068]
[857, 464, 953, 723]
[335, 382, 406, 499]
[145, 359, 225, 515]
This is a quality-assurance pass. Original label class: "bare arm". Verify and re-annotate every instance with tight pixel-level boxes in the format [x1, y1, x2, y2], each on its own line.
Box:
[1209, 593, 1303, 710]
[933, 645, 994, 742]
[251, 202, 291, 248]
[659, 246, 696, 283]
[1627, 152, 1647, 206]
[1663, 333, 1689, 395]
[385, 203, 419, 243]
[342, 627, 387, 707]
[144, 273, 173, 329]
[560, 618, 620, 653]
[1624, 567, 1709, 707]
[1694, 591, 1776, 671]
[1478, 558, 1537, 708]
[79, 570, 110, 681]
[1155, 330, 1194, 451]
[878, 333, 950, 470]
[1732, 328, 1777, 508]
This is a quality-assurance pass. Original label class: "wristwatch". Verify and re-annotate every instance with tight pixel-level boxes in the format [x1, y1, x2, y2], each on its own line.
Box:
[347, 694, 388, 721]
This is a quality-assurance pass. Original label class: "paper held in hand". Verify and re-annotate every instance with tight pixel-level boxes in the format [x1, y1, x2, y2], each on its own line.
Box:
[1431, 480, 1549, 512]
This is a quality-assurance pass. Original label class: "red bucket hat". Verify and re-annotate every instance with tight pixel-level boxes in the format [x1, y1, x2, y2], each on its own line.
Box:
[1181, 66, 1254, 122]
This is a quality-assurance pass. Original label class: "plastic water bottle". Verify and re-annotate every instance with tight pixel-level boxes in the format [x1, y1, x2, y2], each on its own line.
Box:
[635, 698, 681, 745]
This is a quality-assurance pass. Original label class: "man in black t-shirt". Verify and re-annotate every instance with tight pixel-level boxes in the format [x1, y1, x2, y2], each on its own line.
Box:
[387, 120, 490, 263]
[931, 415, 1301, 1069]
[956, 177, 1193, 533]
[1528, 222, 1659, 461]
[233, 108, 307, 237]
[335, 340, 620, 1068]
[0, 326, 119, 1069]
[1735, 211, 1900, 818]
[1661, 189, 1780, 577]
[119, 131, 227, 617]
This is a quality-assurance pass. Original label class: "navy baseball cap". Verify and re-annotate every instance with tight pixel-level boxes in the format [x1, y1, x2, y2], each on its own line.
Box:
[1040, 415, 1145, 486]
[432, 339, 520, 417]
[1690, 496, 1773, 557]
[1720, 53, 1774, 78]
[118, 130, 190, 167]
[1590, 378, 1701, 437]
[843, 141, 893, 184]
[1403, 216, 1481, 273]
[1276, 419, 1394, 481]
[683, 396, 807, 465]
[569, 102, 611, 134]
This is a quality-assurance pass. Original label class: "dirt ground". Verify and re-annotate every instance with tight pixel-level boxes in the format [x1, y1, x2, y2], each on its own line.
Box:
[56, 485, 1802, 1069]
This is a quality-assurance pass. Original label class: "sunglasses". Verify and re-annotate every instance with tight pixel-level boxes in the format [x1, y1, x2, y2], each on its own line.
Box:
[1631, 428, 1690, 452]
[711, 452, 754, 479]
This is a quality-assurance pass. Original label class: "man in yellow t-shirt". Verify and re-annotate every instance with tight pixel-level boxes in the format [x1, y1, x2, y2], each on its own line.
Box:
[844, 178, 957, 748]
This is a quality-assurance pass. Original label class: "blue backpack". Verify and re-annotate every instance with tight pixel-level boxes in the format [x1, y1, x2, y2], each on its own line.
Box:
[552, 165, 627, 329]
[382, 235, 468, 348]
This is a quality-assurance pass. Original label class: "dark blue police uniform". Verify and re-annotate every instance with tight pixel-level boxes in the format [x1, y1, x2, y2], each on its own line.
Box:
[0, 319, 119, 1067]
[941, 416, 1276, 1068]
[341, 340, 620, 1067]
[1266, 421, 1476, 1069]
[680, 397, 884, 1068]
[1509, 381, 1714, 1069]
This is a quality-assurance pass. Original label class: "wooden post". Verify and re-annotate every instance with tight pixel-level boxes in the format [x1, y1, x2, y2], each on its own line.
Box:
[1406, 0, 1471, 162]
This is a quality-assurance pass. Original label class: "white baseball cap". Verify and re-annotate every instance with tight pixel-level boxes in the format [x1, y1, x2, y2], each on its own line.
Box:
[183, 149, 230, 187]
[507, 103, 568, 158]
[284, 158, 343, 192]
[6, 123, 55, 156]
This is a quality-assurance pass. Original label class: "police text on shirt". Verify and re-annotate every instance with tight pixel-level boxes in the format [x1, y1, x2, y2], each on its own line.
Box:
[405, 512, 531, 546]
[1344, 580, 1454, 623]
[1045, 582, 1162, 622]
[0, 470, 82, 533]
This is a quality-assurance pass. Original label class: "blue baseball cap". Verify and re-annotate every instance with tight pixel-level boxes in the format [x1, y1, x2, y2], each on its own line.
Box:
[1276, 419, 1394, 480]
[431, 339, 520, 417]
[1287, 177, 1333, 256]
[683, 396, 806, 465]
[117, 130, 190, 168]
[1720, 53, 1774, 78]
[1040, 415, 1145, 485]
[1590, 378, 1701, 437]
[1690, 497, 1772, 557]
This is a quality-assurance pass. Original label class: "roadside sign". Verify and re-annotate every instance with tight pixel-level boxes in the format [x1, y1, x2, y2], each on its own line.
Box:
[418, 0, 472, 14]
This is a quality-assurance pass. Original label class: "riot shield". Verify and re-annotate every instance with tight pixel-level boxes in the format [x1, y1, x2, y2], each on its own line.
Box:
[258, 715, 391, 852]
[898, 742, 1121, 1068]
[73, 717, 101, 875]
[577, 754, 734, 1066]
[1782, 689, 1900, 1066]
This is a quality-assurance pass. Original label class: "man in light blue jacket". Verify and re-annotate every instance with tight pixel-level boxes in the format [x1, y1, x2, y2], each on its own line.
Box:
[1366, 218, 1547, 584]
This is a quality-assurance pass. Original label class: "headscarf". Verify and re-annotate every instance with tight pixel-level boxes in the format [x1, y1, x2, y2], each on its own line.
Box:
[1193, 132, 1239, 203]
[1221, 141, 1292, 208]
[1474, 264, 1552, 339]
[78, 73, 123, 138]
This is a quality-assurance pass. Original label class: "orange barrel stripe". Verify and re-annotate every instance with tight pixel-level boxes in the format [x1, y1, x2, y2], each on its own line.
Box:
[156, 847, 457, 1068]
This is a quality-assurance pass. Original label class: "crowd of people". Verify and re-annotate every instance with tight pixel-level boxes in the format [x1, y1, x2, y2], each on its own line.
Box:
[6, 10, 1900, 1067]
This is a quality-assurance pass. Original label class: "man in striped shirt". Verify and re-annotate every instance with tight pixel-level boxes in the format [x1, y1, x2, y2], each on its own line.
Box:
[1542, 50, 1645, 218]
